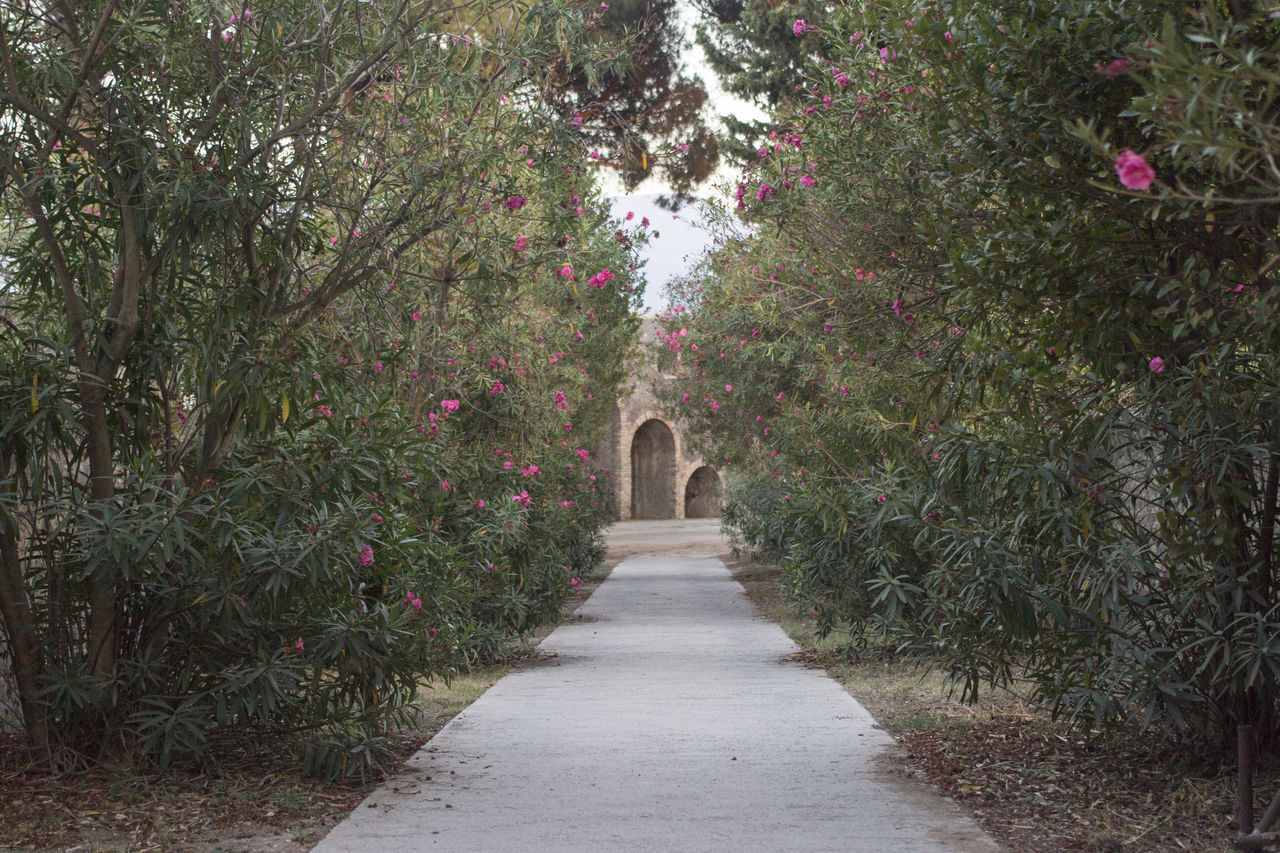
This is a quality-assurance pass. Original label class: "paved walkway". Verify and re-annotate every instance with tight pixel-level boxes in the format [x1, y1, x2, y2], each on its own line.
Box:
[312, 520, 999, 852]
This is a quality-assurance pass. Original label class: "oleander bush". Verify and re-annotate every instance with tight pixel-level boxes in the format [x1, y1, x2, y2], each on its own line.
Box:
[0, 0, 651, 778]
[670, 0, 1280, 755]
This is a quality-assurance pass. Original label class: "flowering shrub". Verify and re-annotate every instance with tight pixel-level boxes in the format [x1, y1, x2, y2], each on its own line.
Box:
[0, 0, 639, 779]
[667, 0, 1280, 754]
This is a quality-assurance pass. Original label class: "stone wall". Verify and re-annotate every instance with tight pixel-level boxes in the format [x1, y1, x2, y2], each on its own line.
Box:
[602, 319, 720, 520]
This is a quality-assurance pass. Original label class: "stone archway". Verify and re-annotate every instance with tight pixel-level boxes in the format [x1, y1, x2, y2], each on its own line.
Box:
[684, 466, 721, 518]
[631, 419, 676, 519]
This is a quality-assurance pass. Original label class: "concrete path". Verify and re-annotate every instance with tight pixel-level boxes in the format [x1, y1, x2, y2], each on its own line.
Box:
[312, 520, 1000, 852]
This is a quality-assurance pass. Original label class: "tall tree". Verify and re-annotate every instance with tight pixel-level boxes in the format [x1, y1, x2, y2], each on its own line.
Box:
[546, 0, 719, 196]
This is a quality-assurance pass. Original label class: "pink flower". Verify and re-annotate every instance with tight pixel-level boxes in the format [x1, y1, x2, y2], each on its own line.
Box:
[1115, 150, 1155, 191]
[476, 499, 486, 508]
[1095, 58, 1129, 79]
[725, 384, 733, 392]
[374, 361, 384, 374]
[506, 195, 527, 210]
[1148, 356, 1166, 373]
[441, 479, 452, 491]
[295, 637, 305, 652]
[358, 543, 374, 567]
[441, 399, 460, 413]
[412, 311, 422, 322]
[317, 404, 333, 418]
[490, 381, 504, 395]
[799, 174, 815, 188]
[793, 19, 812, 36]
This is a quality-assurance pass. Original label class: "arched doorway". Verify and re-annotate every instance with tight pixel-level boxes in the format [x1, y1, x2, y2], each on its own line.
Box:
[684, 466, 721, 518]
[631, 419, 676, 519]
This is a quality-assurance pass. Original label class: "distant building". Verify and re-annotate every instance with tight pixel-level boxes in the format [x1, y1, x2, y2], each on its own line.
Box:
[597, 319, 720, 520]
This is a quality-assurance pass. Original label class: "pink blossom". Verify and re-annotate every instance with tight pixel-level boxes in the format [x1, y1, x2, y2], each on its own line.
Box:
[441, 399, 460, 413]
[490, 381, 504, 395]
[1115, 150, 1155, 191]
[412, 311, 422, 322]
[295, 637, 304, 652]
[476, 499, 486, 508]
[1095, 58, 1129, 79]
[1148, 356, 1166, 373]
[506, 195, 527, 210]
[358, 543, 374, 567]
[374, 361, 384, 374]
[441, 479, 452, 491]
[793, 19, 812, 36]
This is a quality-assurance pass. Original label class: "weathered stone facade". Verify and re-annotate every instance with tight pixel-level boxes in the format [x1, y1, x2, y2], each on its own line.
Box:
[598, 319, 720, 520]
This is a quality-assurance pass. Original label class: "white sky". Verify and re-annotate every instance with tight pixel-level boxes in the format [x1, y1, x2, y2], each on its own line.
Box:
[599, 5, 765, 315]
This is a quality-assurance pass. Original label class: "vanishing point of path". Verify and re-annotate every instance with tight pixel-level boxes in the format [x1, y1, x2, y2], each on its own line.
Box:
[313, 520, 1000, 852]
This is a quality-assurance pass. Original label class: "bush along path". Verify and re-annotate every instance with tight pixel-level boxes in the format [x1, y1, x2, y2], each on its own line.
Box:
[0, 555, 618, 851]
[730, 556, 1255, 852]
[0, 0, 669, 782]
[311, 520, 999, 853]
[662, 0, 1280, 779]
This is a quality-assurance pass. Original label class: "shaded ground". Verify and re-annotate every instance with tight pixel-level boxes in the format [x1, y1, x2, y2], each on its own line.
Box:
[0, 566, 612, 852]
[2, 521, 1263, 851]
[730, 556, 1257, 853]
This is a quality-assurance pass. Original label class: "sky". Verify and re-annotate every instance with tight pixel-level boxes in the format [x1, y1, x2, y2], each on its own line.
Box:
[599, 7, 765, 316]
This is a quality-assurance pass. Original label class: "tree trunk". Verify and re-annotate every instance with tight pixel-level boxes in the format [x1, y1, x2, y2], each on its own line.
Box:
[81, 383, 118, 678]
[0, 454, 51, 762]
